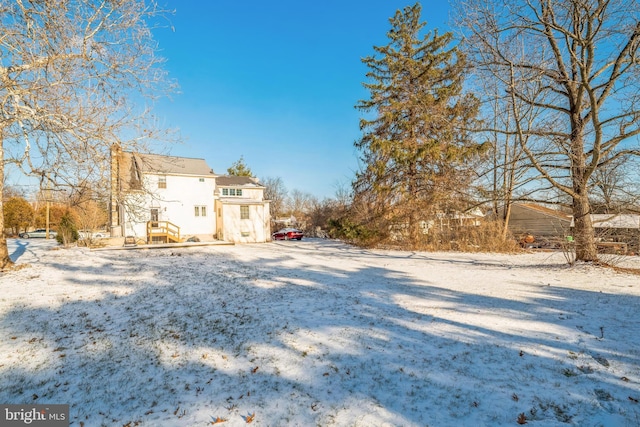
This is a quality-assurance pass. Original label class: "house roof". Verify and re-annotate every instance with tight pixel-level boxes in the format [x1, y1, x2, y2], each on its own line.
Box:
[216, 175, 264, 187]
[591, 214, 640, 229]
[514, 203, 573, 222]
[127, 152, 215, 177]
[516, 205, 640, 229]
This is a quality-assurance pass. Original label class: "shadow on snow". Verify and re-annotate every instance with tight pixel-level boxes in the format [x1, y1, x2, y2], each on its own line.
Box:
[1, 240, 639, 426]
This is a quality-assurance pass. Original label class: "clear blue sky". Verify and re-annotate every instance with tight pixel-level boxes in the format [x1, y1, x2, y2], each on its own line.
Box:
[152, 1, 451, 199]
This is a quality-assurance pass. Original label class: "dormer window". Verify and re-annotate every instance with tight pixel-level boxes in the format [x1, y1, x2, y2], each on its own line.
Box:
[221, 188, 242, 197]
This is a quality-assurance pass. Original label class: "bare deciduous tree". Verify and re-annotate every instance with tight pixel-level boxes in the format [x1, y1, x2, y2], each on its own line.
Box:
[590, 155, 640, 213]
[261, 176, 288, 220]
[455, 0, 640, 262]
[287, 189, 314, 226]
[74, 199, 109, 243]
[0, 0, 176, 269]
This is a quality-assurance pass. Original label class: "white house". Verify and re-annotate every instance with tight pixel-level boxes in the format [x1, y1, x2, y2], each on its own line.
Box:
[110, 146, 271, 243]
[215, 176, 271, 243]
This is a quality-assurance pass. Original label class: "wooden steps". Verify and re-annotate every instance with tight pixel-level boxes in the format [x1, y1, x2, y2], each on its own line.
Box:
[147, 221, 182, 244]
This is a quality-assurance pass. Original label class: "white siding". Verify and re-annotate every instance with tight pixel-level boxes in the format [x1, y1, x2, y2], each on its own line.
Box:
[122, 173, 215, 239]
[220, 202, 270, 243]
[240, 188, 264, 201]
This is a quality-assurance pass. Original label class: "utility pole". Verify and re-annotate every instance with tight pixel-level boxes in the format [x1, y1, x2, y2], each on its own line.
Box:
[45, 175, 51, 239]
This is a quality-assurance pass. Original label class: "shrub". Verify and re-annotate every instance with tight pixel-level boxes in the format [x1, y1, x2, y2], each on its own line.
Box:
[56, 212, 79, 246]
[327, 217, 383, 247]
[420, 219, 521, 253]
[3, 197, 34, 234]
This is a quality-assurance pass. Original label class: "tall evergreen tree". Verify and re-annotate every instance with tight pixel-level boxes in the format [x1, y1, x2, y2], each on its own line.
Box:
[227, 156, 254, 177]
[354, 3, 481, 248]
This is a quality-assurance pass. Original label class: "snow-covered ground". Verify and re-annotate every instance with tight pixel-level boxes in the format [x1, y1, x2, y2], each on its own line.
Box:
[1, 238, 639, 427]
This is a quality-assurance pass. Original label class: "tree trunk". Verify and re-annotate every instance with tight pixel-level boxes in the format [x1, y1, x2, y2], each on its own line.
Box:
[408, 177, 420, 249]
[0, 135, 16, 270]
[571, 129, 598, 262]
[570, 117, 599, 262]
[502, 201, 512, 242]
[572, 192, 598, 262]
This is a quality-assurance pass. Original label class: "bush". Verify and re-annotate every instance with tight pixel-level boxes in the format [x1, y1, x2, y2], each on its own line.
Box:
[56, 212, 79, 246]
[420, 219, 521, 253]
[3, 197, 34, 234]
[327, 217, 383, 247]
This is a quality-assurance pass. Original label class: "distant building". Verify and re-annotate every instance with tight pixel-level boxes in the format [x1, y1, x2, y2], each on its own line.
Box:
[588, 214, 640, 252]
[507, 203, 573, 237]
[590, 214, 640, 230]
[506, 203, 640, 251]
[110, 146, 270, 243]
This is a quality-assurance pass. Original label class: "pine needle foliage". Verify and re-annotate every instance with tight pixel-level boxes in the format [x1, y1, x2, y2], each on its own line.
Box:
[227, 156, 254, 177]
[353, 3, 483, 249]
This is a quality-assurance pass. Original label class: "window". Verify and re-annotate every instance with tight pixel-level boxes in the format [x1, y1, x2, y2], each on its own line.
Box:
[195, 206, 207, 217]
[194, 206, 200, 217]
[199, 178, 205, 182]
[240, 205, 249, 219]
[221, 187, 242, 197]
[158, 176, 166, 189]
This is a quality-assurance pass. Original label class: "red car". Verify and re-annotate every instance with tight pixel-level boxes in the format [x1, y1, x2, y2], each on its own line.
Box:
[272, 228, 303, 241]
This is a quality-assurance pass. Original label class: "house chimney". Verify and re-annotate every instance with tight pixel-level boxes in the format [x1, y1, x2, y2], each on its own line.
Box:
[109, 143, 123, 237]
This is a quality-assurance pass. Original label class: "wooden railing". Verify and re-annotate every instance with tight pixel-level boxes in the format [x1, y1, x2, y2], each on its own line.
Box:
[146, 221, 181, 244]
[596, 241, 628, 254]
